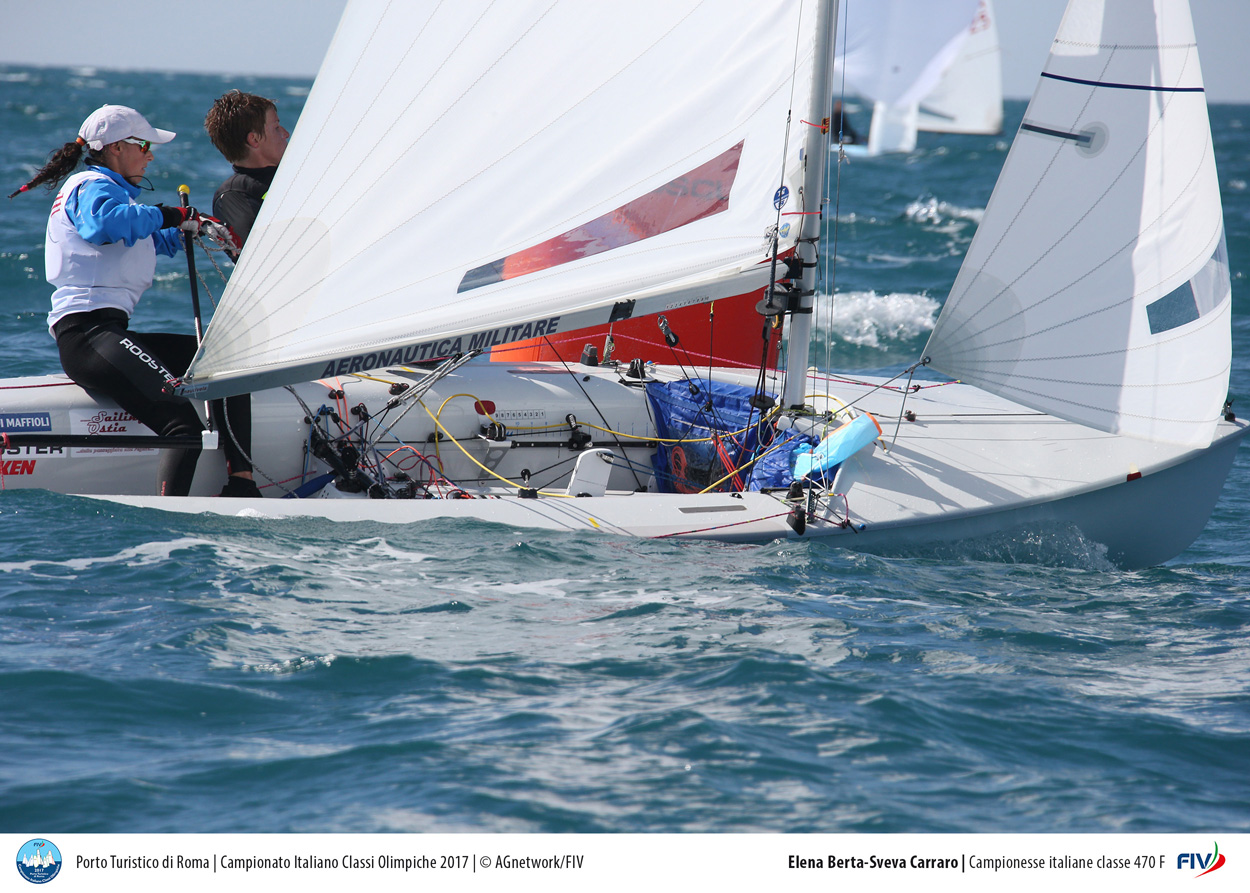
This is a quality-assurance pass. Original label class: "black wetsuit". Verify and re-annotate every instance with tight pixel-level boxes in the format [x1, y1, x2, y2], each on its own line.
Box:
[212, 165, 277, 257]
[53, 310, 254, 495]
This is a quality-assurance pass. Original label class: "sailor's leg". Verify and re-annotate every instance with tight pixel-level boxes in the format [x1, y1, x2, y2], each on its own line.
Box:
[56, 321, 204, 496]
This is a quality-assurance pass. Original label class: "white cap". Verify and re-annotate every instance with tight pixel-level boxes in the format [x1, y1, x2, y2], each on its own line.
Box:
[78, 105, 176, 151]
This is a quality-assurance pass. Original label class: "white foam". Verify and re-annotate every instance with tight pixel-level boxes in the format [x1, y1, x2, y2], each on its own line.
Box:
[813, 291, 940, 348]
[0, 536, 215, 574]
[904, 195, 985, 227]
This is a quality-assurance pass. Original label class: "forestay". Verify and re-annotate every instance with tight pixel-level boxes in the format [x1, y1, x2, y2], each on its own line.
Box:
[182, 0, 826, 398]
[925, 0, 1231, 447]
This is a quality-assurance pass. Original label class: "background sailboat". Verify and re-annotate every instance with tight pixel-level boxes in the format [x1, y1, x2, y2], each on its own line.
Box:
[916, 0, 1004, 136]
[834, 0, 1003, 155]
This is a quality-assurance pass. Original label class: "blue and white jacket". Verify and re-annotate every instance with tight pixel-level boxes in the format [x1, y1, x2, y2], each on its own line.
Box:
[45, 165, 183, 332]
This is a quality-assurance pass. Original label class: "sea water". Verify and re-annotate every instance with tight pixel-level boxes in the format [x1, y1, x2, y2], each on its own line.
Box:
[0, 68, 1247, 833]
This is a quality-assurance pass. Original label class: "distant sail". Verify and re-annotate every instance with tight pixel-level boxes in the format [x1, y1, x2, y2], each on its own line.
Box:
[833, 0, 979, 110]
[917, 0, 1003, 135]
[833, 0, 982, 154]
[925, 0, 1231, 447]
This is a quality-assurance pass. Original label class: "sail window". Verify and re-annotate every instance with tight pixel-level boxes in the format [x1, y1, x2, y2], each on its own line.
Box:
[1147, 241, 1231, 335]
[1190, 237, 1231, 317]
[458, 142, 744, 293]
[1146, 282, 1199, 334]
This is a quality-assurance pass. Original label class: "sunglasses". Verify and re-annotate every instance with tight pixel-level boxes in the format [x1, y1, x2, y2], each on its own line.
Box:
[121, 137, 152, 152]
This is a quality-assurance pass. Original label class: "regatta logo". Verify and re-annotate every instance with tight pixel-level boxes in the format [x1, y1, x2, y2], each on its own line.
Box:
[1178, 842, 1225, 877]
[970, 0, 992, 34]
[0, 412, 51, 432]
[16, 838, 62, 884]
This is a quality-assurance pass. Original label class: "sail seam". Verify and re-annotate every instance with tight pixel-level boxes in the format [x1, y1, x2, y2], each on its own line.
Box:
[941, 147, 1218, 356]
[930, 40, 1127, 351]
[1052, 40, 1196, 51]
[935, 45, 1206, 354]
[956, 377, 1231, 426]
[932, 291, 1230, 368]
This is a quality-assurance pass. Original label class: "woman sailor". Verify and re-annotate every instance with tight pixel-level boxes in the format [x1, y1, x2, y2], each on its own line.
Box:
[9, 104, 258, 497]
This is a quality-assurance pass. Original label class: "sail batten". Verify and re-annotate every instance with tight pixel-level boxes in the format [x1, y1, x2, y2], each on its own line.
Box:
[925, 0, 1229, 447]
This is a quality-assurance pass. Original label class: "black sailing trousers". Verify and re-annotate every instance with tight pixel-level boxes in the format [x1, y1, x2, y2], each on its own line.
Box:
[53, 308, 253, 496]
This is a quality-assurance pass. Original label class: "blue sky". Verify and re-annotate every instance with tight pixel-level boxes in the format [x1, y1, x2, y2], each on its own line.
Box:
[1, 1, 1247, 103]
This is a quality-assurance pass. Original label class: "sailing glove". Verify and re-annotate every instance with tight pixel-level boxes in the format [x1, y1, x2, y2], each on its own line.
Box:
[157, 203, 200, 233]
[199, 216, 241, 253]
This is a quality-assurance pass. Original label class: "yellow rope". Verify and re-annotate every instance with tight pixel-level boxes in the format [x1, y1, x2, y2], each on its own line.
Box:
[582, 405, 780, 444]
[418, 400, 574, 498]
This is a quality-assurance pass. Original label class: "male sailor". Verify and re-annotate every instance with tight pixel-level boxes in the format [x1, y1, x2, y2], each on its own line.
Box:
[204, 90, 289, 260]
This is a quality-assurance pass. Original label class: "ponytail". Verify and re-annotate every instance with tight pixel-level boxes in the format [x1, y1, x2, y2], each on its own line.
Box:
[7, 137, 89, 199]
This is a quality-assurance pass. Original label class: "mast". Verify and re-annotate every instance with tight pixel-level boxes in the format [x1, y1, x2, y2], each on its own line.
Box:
[782, 0, 838, 408]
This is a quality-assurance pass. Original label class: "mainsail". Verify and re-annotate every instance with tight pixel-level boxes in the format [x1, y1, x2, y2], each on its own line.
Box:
[925, 0, 1231, 447]
[183, 0, 827, 398]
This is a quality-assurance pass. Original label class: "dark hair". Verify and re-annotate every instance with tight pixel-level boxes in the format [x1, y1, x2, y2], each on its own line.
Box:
[7, 137, 100, 200]
[204, 90, 277, 163]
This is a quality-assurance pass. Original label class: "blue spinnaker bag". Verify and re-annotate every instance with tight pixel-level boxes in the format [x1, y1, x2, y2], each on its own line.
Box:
[647, 378, 805, 493]
[746, 427, 821, 491]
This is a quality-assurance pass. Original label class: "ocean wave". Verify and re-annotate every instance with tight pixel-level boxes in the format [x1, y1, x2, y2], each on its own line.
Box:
[813, 290, 940, 348]
[0, 536, 216, 575]
[903, 195, 985, 227]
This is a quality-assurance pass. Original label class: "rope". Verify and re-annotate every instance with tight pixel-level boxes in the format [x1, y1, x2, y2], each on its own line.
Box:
[418, 400, 575, 498]
[542, 335, 644, 491]
[653, 510, 792, 539]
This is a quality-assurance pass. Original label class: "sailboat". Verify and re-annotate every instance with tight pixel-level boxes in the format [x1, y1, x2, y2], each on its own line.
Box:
[0, 0, 1242, 570]
[835, 0, 1003, 156]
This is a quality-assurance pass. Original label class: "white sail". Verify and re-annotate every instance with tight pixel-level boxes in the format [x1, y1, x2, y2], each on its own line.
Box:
[185, 0, 827, 398]
[925, 0, 1231, 447]
[917, 0, 1003, 135]
[833, 0, 978, 110]
[866, 101, 919, 155]
[832, 0, 980, 155]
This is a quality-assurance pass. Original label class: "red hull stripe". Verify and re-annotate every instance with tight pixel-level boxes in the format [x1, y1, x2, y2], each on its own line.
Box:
[458, 141, 744, 293]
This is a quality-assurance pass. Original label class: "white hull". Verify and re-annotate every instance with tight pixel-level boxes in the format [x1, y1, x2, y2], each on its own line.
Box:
[5, 361, 1242, 569]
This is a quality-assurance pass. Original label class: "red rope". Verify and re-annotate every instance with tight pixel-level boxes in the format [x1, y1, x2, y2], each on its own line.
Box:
[0, 381, 78, 391]
[654, 510, 791, 538]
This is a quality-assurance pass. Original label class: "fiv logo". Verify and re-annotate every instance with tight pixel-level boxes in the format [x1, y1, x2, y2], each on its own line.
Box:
[1178, 841, 1225, 878]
